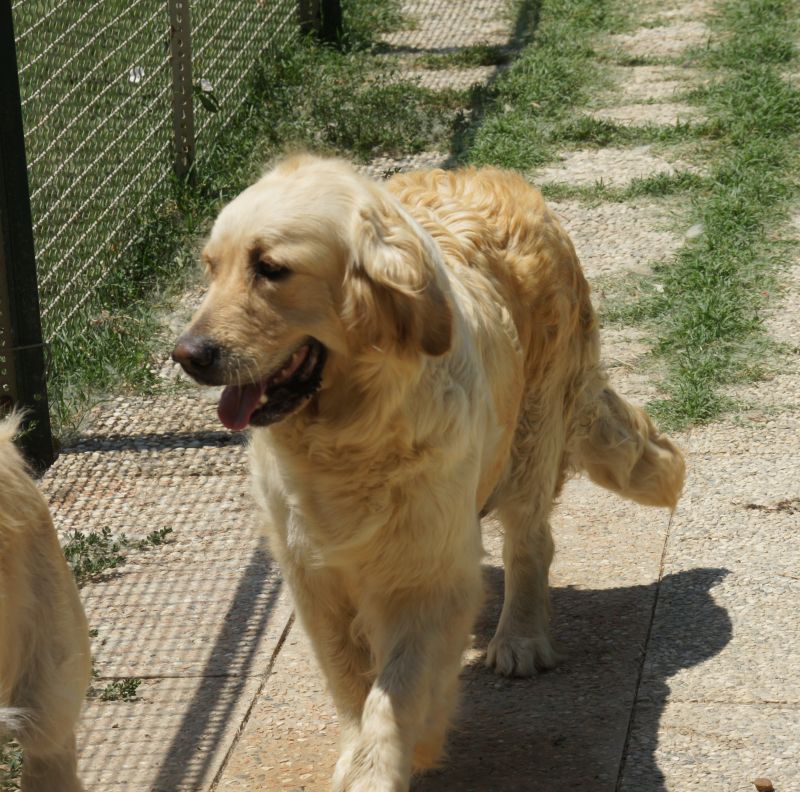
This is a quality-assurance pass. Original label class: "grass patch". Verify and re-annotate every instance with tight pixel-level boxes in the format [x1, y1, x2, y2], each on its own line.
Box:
[63, 526, 173, 585]
[600, 51, 669, 66]
[552, 115, 711, 147]
[607, 0, 800, 427]
[341, 0, 405, 51]
[453, 0, 628, 168]
[417, 43, 511, 70]
[539, 170, 706, 203]
[624, 170, 707, 198]
[248, 44, 463, 162]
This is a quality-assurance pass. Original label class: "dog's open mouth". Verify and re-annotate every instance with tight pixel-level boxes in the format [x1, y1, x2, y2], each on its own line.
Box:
[217, 339, 327, 431]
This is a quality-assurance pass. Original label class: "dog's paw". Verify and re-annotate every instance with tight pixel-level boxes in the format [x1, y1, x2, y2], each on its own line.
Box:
[485, 632, 558, 677]
[332, 743, 407, 792]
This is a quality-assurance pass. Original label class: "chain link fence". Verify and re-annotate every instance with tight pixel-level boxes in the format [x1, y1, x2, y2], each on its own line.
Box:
[2, 0, 340, 463]
[12, 0, 300, 338]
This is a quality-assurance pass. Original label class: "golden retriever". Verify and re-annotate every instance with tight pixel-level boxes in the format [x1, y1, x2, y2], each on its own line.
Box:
[0, 413, 90, 792]
[172, 154, 684, 791]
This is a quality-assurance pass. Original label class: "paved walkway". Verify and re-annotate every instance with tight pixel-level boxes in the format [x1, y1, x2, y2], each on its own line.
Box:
[32, 0, 800, 790]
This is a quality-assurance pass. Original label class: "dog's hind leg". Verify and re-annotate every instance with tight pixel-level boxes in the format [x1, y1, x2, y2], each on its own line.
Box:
[486, 397, 567, 678]
[15, 646, 89, 792]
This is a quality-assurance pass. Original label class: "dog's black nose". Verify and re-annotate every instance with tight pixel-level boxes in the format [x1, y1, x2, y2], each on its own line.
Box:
[172, 334, 219, 380]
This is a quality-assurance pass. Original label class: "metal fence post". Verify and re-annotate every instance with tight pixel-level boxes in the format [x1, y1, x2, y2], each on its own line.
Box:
[0, 1, 54, 468]
[299, 0, 342, 43]
[320, 0, 343, 43]
[168, 0, 195, 178]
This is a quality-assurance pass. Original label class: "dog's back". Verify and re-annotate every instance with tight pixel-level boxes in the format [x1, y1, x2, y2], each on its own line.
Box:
[0, 414, 90, 792]
[390, 167, 684, 511]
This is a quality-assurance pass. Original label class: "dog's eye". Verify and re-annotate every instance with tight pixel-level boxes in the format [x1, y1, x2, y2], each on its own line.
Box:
[255, 259, 292, 282]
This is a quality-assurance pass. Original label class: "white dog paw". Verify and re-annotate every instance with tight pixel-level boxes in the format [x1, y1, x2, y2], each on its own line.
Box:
[332, 746, 407, 792]
[485, 633, 558, 677]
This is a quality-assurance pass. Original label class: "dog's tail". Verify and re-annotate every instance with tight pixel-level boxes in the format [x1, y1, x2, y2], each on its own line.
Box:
[570, 384, 685, 509]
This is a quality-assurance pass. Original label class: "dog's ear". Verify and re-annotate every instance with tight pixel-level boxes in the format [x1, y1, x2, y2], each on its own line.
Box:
[344, 201, 452, 357]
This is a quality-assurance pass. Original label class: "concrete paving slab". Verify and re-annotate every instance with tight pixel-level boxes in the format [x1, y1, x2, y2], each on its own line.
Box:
[606, 21, 712, 60]
[607, 65, 699, 103]
[382, 0, 511, 53]
[360, 151, 451, 181]
[214, 626, 339, 791]
[79, 674, 266, 792]
[535, 146, 695, 189]
[215, 474, 674, 791]
[549, 200, 680, 279]
[619, 703, 800, 792]
[638, 453, 800, 706]
[406, 65, 499, 92]
[686, 416, 800, 456]
[590, 102, 699, 126]
[37, 395, 292, 791]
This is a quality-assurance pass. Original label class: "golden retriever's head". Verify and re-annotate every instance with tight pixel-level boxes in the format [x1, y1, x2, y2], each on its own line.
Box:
[172, 155, 452, 430]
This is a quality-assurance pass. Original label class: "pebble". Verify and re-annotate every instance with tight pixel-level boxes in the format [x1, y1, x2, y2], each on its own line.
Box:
[753, 779, 774, 792]
[685, 222, 704, 240]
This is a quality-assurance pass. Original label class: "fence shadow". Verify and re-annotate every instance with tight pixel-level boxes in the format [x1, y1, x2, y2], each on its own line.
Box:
[151, 543, 280, 792]
[445, 0, 543, 167]
[65, 429, 245, 454]
[413, 566, 731, 792]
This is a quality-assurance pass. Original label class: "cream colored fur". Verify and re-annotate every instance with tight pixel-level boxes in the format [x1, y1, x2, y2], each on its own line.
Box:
[180, 155, 685, 791]
[0, 414, 90, 792]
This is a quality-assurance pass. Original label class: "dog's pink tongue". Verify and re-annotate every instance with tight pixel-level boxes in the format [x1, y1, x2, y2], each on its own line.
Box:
[217, 382, 265, 431]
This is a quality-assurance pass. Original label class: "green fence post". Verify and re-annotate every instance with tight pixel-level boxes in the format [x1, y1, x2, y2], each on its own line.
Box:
[320, 0, 343, 43]
[0, 1, 54, 468]
[299, 0, 342, 43]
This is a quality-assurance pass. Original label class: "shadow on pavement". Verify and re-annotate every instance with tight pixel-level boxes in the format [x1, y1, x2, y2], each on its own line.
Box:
[413, 566, 731, 792]
[151, 543, 280, 792]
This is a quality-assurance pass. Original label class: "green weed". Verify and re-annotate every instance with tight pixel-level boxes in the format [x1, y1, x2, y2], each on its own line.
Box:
[62, 527, 126, 583]
[0, 742, 22, 792]
[98, 678, 142, 703]
[63, 526, 173, 585]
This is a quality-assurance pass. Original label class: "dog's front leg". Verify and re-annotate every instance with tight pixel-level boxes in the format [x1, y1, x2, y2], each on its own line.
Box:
[333, 574, 482, 792]
[286, 565, 373, 748]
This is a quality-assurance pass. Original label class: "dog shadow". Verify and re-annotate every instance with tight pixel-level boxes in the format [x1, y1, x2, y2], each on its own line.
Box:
[413, 566, 731, 792]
